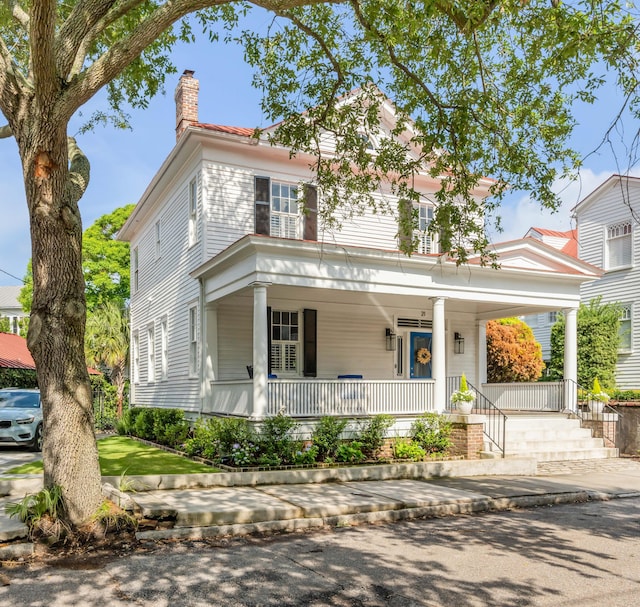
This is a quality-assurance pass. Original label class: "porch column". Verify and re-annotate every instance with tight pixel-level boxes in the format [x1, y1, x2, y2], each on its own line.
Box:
[432, 297, 446, 412]
[563, 307, 578, 411]
[251, 282, 270, 419]
[477, 320, 487, 386]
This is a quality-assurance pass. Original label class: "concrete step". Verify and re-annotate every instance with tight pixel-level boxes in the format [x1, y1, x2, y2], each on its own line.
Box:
[501, 447, 619, 462]
[504, 417, 582, 431]
[505, 438, 606, 451]
[504, 428, 593, 441]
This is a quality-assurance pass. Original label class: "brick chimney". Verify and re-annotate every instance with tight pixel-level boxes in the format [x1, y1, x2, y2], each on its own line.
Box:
[175, 70, 199, 141]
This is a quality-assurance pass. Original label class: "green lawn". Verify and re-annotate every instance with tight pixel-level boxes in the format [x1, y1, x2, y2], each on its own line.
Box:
[7, 435, 219, 476]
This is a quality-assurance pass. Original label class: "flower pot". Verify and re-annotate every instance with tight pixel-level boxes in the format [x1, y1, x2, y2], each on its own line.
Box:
[455, 401, 474, 415]
[588, 399, 605, 414]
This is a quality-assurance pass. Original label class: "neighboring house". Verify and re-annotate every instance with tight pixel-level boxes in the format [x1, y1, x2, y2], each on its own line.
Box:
[119, 71, 600, 421]
[0, 332, 35, 371]
[0, 286, 27, 335]
[573, 175, 640, 389]
[521, 228, 578, 363]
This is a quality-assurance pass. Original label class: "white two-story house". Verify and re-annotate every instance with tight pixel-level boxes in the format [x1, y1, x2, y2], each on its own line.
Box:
[573, 175, 640, 389]
[119, 71, 600, 423]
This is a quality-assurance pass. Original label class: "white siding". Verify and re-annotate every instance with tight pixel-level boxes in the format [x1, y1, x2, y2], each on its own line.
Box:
[576, 178, 640, 389]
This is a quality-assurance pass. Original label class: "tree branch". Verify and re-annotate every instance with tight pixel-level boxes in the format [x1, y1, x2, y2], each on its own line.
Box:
[0, 124, 13, 138]
[10, 0, 30, 30]
[30, 0, 58, 101]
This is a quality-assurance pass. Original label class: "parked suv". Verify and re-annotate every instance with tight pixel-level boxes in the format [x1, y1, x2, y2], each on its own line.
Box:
[0, 389, 42, 451]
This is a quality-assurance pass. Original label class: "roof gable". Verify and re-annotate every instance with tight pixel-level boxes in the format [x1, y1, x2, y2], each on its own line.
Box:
[572, 174, 640, 216]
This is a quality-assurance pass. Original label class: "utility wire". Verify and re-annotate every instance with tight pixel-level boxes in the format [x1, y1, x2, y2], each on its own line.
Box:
[0, 268, 25, 283]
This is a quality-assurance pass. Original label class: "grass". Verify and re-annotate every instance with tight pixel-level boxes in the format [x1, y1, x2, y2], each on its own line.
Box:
[6, 435, 220, 476]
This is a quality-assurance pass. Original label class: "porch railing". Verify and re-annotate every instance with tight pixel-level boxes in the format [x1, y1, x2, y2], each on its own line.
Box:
[207, 380, 253, 416]
[480, 382, 564, 411]
[266, 378, 435, 417]
[447, 376, 506, 457]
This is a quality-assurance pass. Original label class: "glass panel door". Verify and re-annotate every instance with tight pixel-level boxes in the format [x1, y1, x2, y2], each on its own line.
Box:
[410, 332, 432, 379]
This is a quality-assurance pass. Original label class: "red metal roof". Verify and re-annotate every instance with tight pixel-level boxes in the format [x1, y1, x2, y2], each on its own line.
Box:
[0, 332, 35, 369]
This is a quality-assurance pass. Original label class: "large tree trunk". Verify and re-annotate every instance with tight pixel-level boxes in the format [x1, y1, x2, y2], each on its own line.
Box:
[19, 121, 103, 527]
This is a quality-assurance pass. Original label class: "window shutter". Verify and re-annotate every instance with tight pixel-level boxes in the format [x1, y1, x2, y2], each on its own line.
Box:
[255, 177, 270, 235]
[267, 306, 272, 375]
[303, 308, 317, 377]
[303, 184, 318, 241]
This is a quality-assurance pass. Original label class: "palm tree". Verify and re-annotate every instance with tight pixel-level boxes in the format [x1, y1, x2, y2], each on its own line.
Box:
[85, 301, 129, 417]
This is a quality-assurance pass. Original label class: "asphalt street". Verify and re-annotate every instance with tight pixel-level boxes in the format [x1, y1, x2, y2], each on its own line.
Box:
[1, 495, 639, 606]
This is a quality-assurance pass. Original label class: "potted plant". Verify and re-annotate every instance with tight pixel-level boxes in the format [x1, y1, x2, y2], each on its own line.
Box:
[587, 377, 610, 414]
[451, 373, 475, 415]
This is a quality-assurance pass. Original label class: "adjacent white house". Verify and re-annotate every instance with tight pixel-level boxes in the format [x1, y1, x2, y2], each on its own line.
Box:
[521, 228, 578, 364]
[573, 175, 640, 389]
[0, 286, 27, 334]
[119, 71, 600, 425]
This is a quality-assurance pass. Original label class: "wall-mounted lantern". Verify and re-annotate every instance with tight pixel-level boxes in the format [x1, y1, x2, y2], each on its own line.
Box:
[385, 328, 397, 351]
[454, 332, 465, 354]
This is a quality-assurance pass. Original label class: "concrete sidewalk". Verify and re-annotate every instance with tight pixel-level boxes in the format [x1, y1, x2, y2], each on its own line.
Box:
[2, 457, 640, 559]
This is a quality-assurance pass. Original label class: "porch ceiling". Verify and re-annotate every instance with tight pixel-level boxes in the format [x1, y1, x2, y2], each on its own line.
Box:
[193, 235, 592, 317]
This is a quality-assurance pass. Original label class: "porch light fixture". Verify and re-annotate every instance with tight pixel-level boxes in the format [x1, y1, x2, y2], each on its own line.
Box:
[385, 328, 397, 351]
[454, 332, 465, 354]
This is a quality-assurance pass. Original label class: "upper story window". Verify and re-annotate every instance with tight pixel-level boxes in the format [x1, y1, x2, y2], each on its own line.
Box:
[620, 304, 632, 351]
[271, 182, 298, 239]
[271, 310, 299, 374]
[416, 204, 434, 254]
[188, 178, 198, 247]
[606, 221, 632, 270]
[133, 247, 139, 293]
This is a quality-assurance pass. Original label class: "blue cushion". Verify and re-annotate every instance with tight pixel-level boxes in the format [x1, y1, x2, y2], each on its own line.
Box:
[337, 374, 363, 379]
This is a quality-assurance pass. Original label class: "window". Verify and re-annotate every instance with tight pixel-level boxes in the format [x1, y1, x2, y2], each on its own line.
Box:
[271, 310, 299, 374]
[160, 317, 168, 380]
[132, 331, 140, 383]
[416, 204, 434, 254]
[133, 247, 139, 292]
[620, 304, 632, 351]
[189, 178, 198, 246]
[606, 221, 632, 270]
[155, 220, 161, 259]
[189, 305, 198, 376]
[548, 311, 558, 324]
[147, 325, 155, 382]
[271, 182, 298, 239]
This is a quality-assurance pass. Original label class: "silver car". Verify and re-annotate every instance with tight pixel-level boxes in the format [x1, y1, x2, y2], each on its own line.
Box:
[0, 389, 42, 451]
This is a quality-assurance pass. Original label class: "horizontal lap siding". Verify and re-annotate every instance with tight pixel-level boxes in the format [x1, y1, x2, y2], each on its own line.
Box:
[577, 182, 640, 389]
[129, 167, 203, 411]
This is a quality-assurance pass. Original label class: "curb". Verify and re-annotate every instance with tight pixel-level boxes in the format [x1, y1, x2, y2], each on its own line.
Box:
[135, 489, 635, 542]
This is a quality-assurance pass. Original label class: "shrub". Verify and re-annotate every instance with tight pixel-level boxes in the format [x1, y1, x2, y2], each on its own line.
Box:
[312, 416, 348, 461]
[116, 406, 144, 436]
[411, 412, 452, 454]
[336, 441, 365, 463]
[133, 408, 156, 441]
[152, 409, 189, 448]
[258, 413, 300, 465]
[393, 438, 426, 461]
[357, 414, 394, 457]
[294, 444, 319, 465]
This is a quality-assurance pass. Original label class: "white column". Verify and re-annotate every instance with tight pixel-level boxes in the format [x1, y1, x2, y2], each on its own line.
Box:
[563, 307, 578, 411]
[432, 297, 446, 412]
[477, 320, 488, 386]
[251, 282, 270, 419]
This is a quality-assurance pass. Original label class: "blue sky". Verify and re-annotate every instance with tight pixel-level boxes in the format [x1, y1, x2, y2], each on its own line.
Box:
[0, 29, 637, 287]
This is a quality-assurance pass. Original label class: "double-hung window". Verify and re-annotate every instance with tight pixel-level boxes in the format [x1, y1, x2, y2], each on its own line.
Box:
[132, 331, 140, 384]
[548, 311, 558, 324]
[160, 317, 168, 380]
[147, 325, 155, 382]
[188, 178, 198, 247]
[271, 183, 298, 239]
[620, 304, 632, 351]
[416, 204, 434, 254]
[271, 310, 299, 374]
[606, 221, 632, 270]
[189, 306, 198, 376]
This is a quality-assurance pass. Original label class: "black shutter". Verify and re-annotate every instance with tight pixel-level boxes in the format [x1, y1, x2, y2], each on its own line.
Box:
[303, 184, 318, 241]
[303, 308, 317, 377]
[255, 176, 270, 235]
[267, 306, 272, 375]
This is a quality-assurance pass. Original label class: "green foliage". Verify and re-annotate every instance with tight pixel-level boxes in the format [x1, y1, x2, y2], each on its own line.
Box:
[91, 501, 138, 535]
[0, 368, 37, 388]
[6, 485, 64, 527]
[460, 373, 469, 392]
[294, 444, 319, 465]
[311, 416, 349, 460]
[410, 413, 453, 454]
[152, 409, 190, 447]
[356, 414, 394, 457]
[257, 413, 301, 465]
[549, 298, 621, 387]
[336, 441, 366, 463]
[487, 318, 545, 382]
[392, 438, 426, 461]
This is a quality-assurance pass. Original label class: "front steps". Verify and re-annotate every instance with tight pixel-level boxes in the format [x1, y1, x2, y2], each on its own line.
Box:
[481, 413, 618, 462]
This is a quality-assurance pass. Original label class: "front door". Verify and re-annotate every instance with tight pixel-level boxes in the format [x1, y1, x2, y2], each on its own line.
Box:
[410, 332, 432, 379]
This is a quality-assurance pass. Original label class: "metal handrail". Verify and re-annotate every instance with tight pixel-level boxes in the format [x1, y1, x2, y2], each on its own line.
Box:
[447, 376, 506, 458]
[563, 378, 619, 448]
